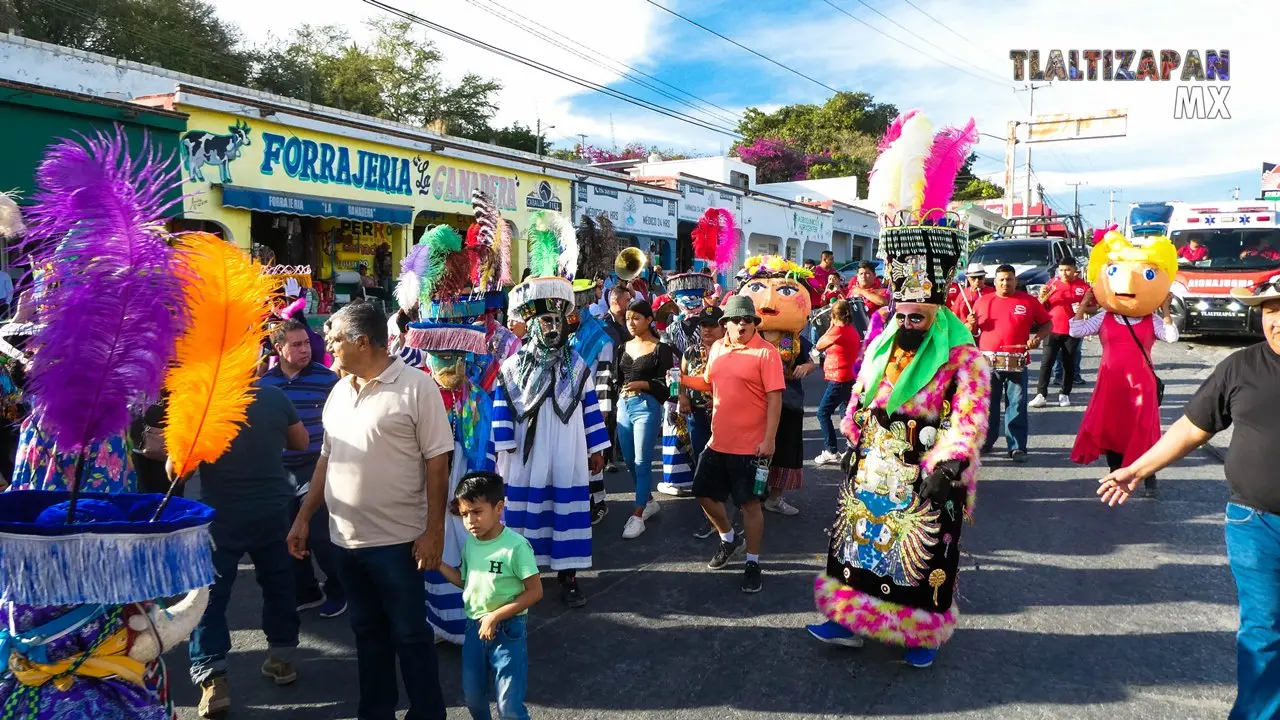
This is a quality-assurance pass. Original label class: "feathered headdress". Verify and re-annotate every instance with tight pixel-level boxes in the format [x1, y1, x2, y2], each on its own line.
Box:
[163, 232, 277, 482]
[690, 208, 739, 273]
[396, 241, 430, 310]
[869, 110, 977, 304]
[418, 225, 464, 304]
[0, 192, 25, 238]
[19, 128, 185, 456]
[576, 214, 619, 282]
[526, 210, 577, 279]
[869, 110, 978, 226]
[469, 189, 502, 292]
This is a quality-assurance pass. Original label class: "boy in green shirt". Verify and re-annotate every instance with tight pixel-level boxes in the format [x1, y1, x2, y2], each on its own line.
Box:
[437, 471, 543, 720]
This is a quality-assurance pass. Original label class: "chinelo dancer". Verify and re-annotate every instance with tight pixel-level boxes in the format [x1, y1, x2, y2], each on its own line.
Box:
[493, 210, 610, 607]
[657, 208, 737, 496]
[807, 110, 992, 669]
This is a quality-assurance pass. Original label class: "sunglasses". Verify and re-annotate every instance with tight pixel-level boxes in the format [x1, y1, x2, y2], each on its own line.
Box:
[722, 317, 758, 326]
[894, 312, 928, 326]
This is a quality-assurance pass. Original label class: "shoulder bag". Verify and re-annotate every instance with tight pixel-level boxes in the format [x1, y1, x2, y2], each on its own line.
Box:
[1120, 315, 1165, 406]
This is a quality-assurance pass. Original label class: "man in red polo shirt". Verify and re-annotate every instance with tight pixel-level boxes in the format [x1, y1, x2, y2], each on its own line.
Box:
[946, 261, 993, 324]
[1030, 256, 1091, 409]
[972, 264, 1052, 461]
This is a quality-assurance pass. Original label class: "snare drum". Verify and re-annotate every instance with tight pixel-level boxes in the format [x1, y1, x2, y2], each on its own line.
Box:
[984, 351, 1028, 372]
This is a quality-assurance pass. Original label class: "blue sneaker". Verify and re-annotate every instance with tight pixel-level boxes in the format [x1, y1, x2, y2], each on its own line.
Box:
[806, 620, 864, 648]
[318, 597, 347, 618]
[904, 647, 938, 668]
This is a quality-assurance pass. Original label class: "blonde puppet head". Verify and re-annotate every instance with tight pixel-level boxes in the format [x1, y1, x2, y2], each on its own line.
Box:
[1087, 231, 1177, 318]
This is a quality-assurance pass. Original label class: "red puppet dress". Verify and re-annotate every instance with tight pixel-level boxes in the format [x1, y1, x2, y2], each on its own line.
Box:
[1069, 311, 1178, 467]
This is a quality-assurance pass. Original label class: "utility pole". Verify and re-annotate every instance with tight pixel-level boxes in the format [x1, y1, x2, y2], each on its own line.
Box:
[1066, 181, 1086, 224]
[577, 133, 588, 157]
[1108, 189, 1120, 226]
[536, 118, 543, 157]
[1017, 83, 1047, 215]
[1003, 121, 1018, 218]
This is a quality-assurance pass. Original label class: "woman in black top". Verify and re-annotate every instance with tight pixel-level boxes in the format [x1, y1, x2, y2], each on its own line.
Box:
[616, 300, 675, 539]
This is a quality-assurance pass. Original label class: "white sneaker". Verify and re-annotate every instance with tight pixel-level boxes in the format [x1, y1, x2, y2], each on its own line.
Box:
[655, 482, 687, 496]
[641, 499, 661, 520]
[763, 497, 800, 516]
[1028, 394, 1047, 408]
[1058, 393, 1071, 407]
[813, 450, 841, 466]
[622, 515, 646, 539]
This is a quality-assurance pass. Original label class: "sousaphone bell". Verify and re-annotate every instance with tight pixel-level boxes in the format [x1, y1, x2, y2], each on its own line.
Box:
[615, 247, 647, 281]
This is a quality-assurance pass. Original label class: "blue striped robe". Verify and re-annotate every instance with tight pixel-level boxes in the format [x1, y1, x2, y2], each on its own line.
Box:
[493, 384, 610, 570]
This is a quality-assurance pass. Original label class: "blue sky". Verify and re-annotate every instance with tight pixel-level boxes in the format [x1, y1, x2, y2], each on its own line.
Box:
[215, 0, 1272, 228]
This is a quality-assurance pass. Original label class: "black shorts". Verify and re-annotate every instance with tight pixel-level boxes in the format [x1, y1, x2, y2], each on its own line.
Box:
[693, 448, 765, 506]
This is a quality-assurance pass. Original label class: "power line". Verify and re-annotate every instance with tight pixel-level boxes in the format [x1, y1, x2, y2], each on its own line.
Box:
[818, 0, 1012, 89]
[360, 0, 742, 138]
[464, 0, 742, 129]
[644, 0, 843, 94]
[896, 0, 983, 51]
[840, 0, 1011, 86]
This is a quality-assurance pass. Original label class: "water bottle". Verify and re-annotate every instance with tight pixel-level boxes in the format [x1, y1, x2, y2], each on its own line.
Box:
[668, 367, 681, 400]
[752, 456, 770, 496]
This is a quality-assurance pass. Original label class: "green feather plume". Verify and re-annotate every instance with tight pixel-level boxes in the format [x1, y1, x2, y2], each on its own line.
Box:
[527, 211, 562, 278]
[418, 224, 463, 304]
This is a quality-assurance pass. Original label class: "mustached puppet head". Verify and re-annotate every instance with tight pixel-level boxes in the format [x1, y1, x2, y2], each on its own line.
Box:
[738, 256, 813, 332]
[1087, 231, 1177, 318]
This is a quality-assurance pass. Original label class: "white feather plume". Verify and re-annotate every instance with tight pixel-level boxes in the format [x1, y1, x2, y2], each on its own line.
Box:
[0, 192, 26, 238]
[867, 139, 906, 218]
[895, 113, 934, 218]
[552, 212, 579, 280]
[395, 271, 421, 310]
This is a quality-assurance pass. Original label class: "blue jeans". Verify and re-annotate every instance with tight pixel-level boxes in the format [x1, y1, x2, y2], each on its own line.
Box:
[983, 370, 1028, 453]
[688, 407, 711, 460]
[289, 461, 343, 603]
[618, 393, 662, 508]
[336, 542, 446, 720]
[817, 380, 854, 453]
[1225, 502, 1280, 720]
[462, 615, 529, 720]
[189, 512, 299, 684]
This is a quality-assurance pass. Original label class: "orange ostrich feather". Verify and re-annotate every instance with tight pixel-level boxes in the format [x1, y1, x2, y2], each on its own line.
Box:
[164, 232, 278, 479]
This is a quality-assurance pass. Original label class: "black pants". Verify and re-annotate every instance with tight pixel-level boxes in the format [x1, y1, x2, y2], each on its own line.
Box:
[1037, 333, 1081, 397]
[1106, 450, 1156, 490]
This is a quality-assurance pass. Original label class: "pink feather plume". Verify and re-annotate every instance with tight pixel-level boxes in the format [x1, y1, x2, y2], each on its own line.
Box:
[877, 109, 920, 152]
[1092, 223, 1118, 245]
[712, 209, 738, 273]
[919, 118, 978, 220]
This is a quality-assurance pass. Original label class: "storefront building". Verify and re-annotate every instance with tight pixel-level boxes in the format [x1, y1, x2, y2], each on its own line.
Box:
[0, 78, 187, 269]
[832, 202, 879, 263]
[571, 180, 681, 273]
[134, 84, 571, 289]
[741, 194, 833, 264]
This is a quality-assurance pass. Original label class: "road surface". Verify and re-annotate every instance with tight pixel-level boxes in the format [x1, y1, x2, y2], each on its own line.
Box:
[171, 334, 1251, 719]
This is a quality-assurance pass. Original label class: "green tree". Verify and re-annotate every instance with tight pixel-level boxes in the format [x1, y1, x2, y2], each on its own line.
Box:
[2, 0, 253, 84]
[735, 91, 897, 193]
[249, 18, 500, 132]
[951, 153, 1005, 201]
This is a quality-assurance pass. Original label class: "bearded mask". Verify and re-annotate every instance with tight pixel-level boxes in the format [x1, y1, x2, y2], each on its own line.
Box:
[426, 352, 467, 390]
[529, 309, 568, 349]
[1088, 231, 1177, 318]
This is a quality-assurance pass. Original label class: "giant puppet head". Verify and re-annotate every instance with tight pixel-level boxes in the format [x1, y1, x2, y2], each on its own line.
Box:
[739, 256, 813, 332]
[1087, 230, 1177, 318]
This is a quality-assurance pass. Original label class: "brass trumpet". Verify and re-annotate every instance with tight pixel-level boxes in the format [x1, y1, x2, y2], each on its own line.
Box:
[615, 246, 647, 281]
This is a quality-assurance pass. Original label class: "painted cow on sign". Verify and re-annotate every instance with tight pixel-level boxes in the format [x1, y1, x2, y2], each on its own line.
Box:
[181, 120, 251, 183]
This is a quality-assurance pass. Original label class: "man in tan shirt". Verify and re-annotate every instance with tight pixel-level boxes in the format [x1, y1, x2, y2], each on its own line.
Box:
[288, 301, 453, 720]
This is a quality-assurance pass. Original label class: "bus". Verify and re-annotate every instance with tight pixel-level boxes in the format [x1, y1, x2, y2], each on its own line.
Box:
[1134, 201, 1280, 336]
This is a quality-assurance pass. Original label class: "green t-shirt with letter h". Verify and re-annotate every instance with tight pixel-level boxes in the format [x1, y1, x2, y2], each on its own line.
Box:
[461, 526, 540, 619]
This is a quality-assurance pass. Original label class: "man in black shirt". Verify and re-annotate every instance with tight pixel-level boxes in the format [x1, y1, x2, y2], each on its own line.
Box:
[1097, 283, 1280, 720]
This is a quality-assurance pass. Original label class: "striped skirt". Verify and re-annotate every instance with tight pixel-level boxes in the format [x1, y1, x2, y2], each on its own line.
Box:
[660, 410, 694, 489]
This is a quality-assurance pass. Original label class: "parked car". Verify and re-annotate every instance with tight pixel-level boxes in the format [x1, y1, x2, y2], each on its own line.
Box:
[835, 258, 885, 280]
[966, 238, 1077, 296]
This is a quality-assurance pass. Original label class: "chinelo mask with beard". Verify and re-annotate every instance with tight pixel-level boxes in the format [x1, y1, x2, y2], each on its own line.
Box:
[426, 352, 466, 390]
[529, 309, 567, 349]
[897, 326, 927, 351]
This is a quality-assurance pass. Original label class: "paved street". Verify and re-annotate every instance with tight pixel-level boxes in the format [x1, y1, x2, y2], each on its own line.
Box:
[172, 335, 1251, 719]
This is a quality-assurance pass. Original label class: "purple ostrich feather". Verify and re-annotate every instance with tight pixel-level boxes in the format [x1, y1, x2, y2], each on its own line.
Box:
[19, 127, 186, 451]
